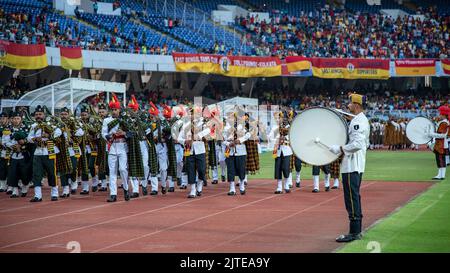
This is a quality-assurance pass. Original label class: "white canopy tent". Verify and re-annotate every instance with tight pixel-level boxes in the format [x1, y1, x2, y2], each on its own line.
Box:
[14, 78, 126, 114]
[214, 96, 259, 116]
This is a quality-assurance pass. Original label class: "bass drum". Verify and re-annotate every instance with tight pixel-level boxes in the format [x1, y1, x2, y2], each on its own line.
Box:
[406, 116, 435, 145]
[289, 107, 348, 166]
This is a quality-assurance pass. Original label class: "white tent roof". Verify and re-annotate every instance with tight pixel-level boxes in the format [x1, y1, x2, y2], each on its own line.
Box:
[14, 78, 126, 114]
[214, 96, 259, 115]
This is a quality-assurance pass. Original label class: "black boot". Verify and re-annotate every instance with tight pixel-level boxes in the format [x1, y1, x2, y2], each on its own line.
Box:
[124, 189, 130, 201]
[107, 195, 117, 202]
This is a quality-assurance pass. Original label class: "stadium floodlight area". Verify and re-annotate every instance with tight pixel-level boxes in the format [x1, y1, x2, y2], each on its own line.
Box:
[14, 78, 126, 114]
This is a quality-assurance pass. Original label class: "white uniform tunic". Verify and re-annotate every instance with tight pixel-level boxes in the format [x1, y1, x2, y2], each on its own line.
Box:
[341, 112, 370, 174]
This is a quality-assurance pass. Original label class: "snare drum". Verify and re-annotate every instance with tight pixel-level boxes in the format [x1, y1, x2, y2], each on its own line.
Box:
[289, 107, 348, 166]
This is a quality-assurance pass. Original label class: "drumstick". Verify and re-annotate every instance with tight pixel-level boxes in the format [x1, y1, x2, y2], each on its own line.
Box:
[314, 137, 330, 149]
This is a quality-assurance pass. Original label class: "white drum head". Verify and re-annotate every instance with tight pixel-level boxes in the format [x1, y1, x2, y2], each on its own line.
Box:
[406, 117, 435, 145]
[289, 108, 348, 166]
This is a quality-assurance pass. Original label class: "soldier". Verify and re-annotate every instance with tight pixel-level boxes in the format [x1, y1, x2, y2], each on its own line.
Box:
[96, 103, 109, 192]
[329, 93, 370, 242]
[27, 105, 63, 202]
[270, 110, 293, 194]
[126, 95, 145, 198]
[428, 106, 449, 180]
[58, 107, 85, 196]
[223, 109, 250, 195]
[177, 105, 210, 198]
[0, 112, 10, 193]
[79, 105, 100, 193]
[5, 112, 32, 198]
[102, 94, 130, 202]
[147, 102, 161, 195]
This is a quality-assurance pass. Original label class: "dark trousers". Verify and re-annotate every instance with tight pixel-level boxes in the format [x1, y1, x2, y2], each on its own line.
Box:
[226, 155, 246, 182]
[435, 152, 446, 168]
[312, 164, 330, 175]
[32, 155, 57, 187]
[342, 172, 363, 235]
[186, 153, 206, 185]
[60, 156, 77, 186]
[81, 154, 96, 181]
[294, 157, 302, 172]
[7, 158, 31, 187]
[0, 157, 8, 180]
[274, 154, 291, 179]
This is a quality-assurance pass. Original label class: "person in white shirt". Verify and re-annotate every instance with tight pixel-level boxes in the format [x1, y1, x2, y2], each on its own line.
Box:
[329, 93, 370, 243]
[270, 111, 293, 194]
[27, 105, 63, 202]
[223, 112, 250, 195]
[177, 106, 210, 198]
[102, 95, 130, 202]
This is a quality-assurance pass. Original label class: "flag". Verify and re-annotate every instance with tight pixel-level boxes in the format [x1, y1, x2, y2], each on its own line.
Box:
[285, 56, 311, 72]
[60, 46, 83, 70]
[309, 58, 390, 79]
[441, 59, 450, 76]
[4, 43, 48, 70]
[172, 53, 282, 77]
[394, 59, 436, 76]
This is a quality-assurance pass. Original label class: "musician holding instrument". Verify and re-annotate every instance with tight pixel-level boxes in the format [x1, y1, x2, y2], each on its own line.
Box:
[177, 106, 210, 198]
[0, 112, 10, 193]
[59, 107, 86, 196]
[428, 105, 449, 180]
[328, 93, 370, 243]
[270, 110, 293, 194]
[96, 103, 110, 192]
[27, 105, 63, 202]
[102, 94, 130, 202]
[223, 108, 251, 196]
[4, 112, 32, 198]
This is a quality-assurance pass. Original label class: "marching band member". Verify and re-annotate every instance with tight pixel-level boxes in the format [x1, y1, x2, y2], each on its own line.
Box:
[96, 103, 109, 191]
[428, 106, 449, 180]
[270, 110, 293, 194]
[156, 129, 169, 195]
[0, 112, 10, 193]
[102, 94, 130, 202]
[244, 112, 260, 187]
[79, 105, 100, 193]
[177, 106, 209, 198]
[329, 93, 370, 242]
[58, 107, 84, 198]
[162, 104, 178, 193]
[27, 105, 63, 202]
[5, 112, 31, 198]
[223, 109, 250, 195]
[126, 95, 145, 198]
[147, 102, 161, 195]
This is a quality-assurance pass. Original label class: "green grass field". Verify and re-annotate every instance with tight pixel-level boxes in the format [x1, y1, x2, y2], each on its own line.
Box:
[250, 151, 450, 253]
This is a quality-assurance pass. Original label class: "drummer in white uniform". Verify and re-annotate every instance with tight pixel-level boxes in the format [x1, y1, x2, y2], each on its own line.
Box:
[329, 93, 370, 243]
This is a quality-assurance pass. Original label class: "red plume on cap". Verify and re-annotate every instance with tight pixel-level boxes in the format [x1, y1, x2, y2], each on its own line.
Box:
[109, 93, 121, 110]
[162, 103, 173, 119]
[127, 95, 139, 111]
[438, 105, 449, 116]
[148, 101, 159, 116]
[176, 105, 186, 117]
[203, 106, 212, 118]
[210, 106, 220, 117]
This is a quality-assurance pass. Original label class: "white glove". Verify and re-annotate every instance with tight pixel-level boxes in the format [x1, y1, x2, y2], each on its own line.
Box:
[329, 145, 341, 155]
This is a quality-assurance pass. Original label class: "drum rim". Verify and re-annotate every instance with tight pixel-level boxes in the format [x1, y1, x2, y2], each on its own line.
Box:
[405, 116, 435, 145]
[289, 106, 349, 166]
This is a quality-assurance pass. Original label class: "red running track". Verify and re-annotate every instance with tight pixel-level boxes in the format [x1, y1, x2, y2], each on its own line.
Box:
[0, 179, 431, 253]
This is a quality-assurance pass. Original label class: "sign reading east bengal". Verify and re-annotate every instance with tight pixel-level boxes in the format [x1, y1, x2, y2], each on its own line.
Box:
[172, 52, 281, 77]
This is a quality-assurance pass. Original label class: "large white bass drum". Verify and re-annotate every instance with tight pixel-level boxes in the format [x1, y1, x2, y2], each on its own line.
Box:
[289, 107, 348, 166]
